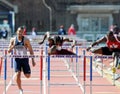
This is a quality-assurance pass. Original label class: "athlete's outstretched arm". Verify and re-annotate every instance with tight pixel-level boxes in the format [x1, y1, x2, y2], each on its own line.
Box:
[87, 36, 107, 51]
[8, 38, 15, 53]
[38, 34, 47, 45]
[38, 32, 50, 45]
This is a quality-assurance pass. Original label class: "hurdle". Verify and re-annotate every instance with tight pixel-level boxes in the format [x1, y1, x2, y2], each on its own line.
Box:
[46, 53, 119, 94]
[42, 37, 84, 92]
[1, 52, 117, 94]
[3, 50, 7, 94]
[1, 49, 43, 94]
[40, 48, 43, 94]
[91, 54, 119, 86]
[47, 55, 93, 94]
[90, 56, 93, 94]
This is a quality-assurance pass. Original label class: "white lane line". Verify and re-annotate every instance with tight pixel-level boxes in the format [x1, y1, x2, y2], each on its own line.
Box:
[63, 59, 84, 93]
[3, 73, 16, 94]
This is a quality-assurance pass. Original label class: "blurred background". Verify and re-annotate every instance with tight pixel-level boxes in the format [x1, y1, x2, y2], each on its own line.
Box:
[0, 0, 120, 41]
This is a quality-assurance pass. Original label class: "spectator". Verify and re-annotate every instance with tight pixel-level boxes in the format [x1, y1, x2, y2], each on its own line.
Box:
[22, 26, 27, 36]
[68, 24, 76, 35]
[1, 27, 8, 39]
[31, 27, 37, 36]
[58, 25, 66, 35]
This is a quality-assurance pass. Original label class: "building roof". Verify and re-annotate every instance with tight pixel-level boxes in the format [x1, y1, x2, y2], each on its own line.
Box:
[67, 5, 120, 13]
[0, 0, 18, 13]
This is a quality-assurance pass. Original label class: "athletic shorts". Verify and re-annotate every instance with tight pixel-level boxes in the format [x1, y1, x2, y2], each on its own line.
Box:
[101, 47, 120, 55]
[14, 58, 31, 74]
[101, 47, 112, 55]
[56, 49, 76, 55]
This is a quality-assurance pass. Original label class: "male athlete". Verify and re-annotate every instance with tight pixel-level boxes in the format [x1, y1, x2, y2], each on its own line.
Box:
[8, 26, 36, 94]
[87, 30, 120, 80]
[38, 32, 77, 55]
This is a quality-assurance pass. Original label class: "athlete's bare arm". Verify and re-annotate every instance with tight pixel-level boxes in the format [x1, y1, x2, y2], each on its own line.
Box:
[93, 36, 107, 46]
[8, 38, 15, 53]
[38, 34, 47, 45]
[38, 32, 50, 45]
[25, 38, 36, 67]
[87, 36, 107, 51]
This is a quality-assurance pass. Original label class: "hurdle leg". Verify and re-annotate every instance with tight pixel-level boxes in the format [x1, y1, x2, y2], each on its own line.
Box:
[101, 58, 104, 77]
[11, 58, 15, 85]
[83, 56, 86, 94]
[76, 58, 80, 83]
[47, 56, 50, 94]
[90, 56, 93, 94]
[0, 57, 3, 77]
[43, 47, 47, 94]
[112, 52, 118, 85]
[40, 49, 43, 94]
[3, 50, 7, 94]
[10, 50, 14, 85]
[40, 58, 43, 94]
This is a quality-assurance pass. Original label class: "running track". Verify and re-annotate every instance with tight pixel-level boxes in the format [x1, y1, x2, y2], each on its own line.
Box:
[0, 39, 120, 94]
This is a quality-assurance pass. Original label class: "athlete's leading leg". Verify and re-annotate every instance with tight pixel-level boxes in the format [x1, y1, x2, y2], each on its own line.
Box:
[57, 49, 76, 55]
[14, 58, 23, 93]
[92, 48, 103, 54]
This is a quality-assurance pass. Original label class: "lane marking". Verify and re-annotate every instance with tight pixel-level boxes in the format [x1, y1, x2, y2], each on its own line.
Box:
[63, 59, 84, 93]
[95, 92, 120, 94]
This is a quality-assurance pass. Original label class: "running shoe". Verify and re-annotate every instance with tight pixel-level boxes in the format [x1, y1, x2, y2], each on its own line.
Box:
[95, 58, 102, 63]
[117, 64, 120, 69]
[112, 74, 120, 80]
[19, 89, 23, 94]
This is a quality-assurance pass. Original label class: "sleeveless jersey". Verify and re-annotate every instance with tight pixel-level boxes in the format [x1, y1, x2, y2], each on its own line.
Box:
[14, 36, 27, 55]
[106, 35, 120, 49]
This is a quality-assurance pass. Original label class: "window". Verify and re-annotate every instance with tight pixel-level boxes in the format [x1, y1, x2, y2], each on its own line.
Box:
[101, 17, 109, 32]
[81, 17, 90, 31]
[77, 14, 112, 34]
[91, 17, 99, 32]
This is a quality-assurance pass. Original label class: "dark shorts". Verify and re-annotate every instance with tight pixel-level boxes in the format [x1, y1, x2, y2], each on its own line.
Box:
[101, 47, 113, 55]
[49, 45, 76, 55]
[56, 49, 76, 55]
[15, 58, 31, 74]
[101, 47, 120, 55]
